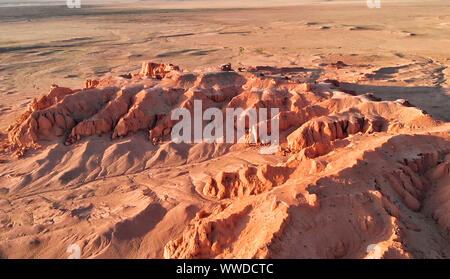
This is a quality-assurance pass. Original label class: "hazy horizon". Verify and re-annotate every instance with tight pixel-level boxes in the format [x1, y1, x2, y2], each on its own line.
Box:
[0, 0, 407, 8]
[0, 0, 436, 8]
[0, 0, 338, 9]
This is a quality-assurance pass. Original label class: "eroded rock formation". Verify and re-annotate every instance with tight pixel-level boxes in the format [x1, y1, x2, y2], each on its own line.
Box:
[1, 62, 448, 259]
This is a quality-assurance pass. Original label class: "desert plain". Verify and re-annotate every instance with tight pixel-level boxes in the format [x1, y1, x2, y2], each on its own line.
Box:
[0, 0, 449, 259]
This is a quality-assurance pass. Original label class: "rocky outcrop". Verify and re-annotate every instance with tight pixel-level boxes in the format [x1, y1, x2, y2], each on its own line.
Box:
[202, 165, 292, 199]
[164, 196, 290, 259]
[65, 86, 144, 144]
[425, 154, 450, 238]
[139, 62, 181, 79]
[164, 205, 253, 259]
[287, 113, 385, 152]
[7, 86, 119, 152]
[383, 152, 440, 212]
[85, 79, 99, 89]
[5, 62, 437, 158]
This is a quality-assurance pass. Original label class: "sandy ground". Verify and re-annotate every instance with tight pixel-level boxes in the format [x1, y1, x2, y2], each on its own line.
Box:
[0, 0, 449, 259]
[1, 0, 449, 129]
